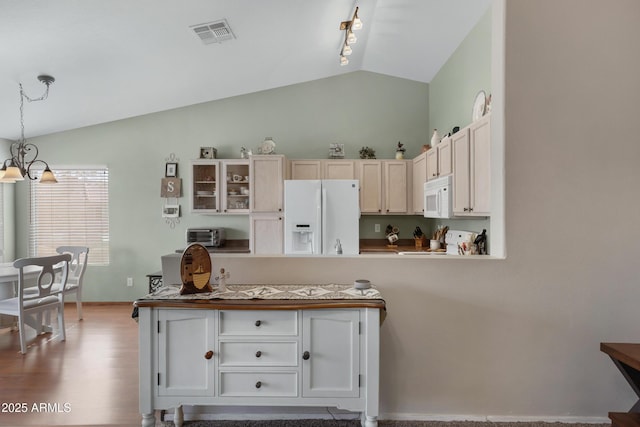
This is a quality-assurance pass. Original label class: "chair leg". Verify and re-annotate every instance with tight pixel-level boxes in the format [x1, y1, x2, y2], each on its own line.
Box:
[19, 318, 27, 354]
[58, 303, 66, 342]
[75, 290, 83, 320]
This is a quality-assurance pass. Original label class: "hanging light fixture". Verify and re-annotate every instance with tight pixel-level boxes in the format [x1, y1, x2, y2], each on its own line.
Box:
[339, 6, 363, 66]
[0, 75, 58, 184]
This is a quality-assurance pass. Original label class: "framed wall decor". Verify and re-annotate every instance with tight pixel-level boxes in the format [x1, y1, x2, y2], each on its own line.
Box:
[165, 162, 178, 177]
[162, 204, 180, 218]
[161, 178, 182, 197]
[200, 147, 216, 159]
[329, 143, 345, 159]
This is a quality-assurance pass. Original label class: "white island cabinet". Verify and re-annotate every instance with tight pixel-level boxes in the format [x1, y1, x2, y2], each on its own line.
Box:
[136, 289, 385, 427]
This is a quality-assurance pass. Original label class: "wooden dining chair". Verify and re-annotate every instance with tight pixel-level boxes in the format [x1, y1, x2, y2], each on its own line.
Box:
[0, 254, 71, 354]
[55, 246, 89, 320]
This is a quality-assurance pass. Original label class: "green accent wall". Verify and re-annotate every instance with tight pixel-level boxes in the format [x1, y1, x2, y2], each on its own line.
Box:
[429, 7, 492, 136]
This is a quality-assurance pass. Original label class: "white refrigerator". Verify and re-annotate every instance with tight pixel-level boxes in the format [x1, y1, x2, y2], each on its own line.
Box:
[284, 180, 360, 255]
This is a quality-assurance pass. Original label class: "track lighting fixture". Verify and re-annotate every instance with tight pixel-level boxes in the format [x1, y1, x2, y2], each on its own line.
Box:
[339, 6, 363, 66]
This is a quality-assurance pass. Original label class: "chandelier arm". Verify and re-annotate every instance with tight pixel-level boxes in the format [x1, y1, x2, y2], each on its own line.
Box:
[24, 159, 50, 181]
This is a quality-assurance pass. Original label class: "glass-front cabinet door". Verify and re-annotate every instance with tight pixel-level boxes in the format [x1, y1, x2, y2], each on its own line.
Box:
[191, 160, 220, 214]
[221, 160, 250, 214]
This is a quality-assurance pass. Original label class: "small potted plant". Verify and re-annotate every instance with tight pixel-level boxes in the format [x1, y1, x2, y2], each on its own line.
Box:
[359, 146, 376, 159]
[395, 141, 406, 159]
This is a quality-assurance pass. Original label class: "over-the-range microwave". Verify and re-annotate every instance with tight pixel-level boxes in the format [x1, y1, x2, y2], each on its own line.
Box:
[423, 175, 453, 219]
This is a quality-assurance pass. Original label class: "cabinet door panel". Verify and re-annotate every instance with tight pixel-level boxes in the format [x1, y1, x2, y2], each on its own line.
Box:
[157, 310, 215, 397]
[471, 117, 491, 215]
[290, 160, 321, 180]
[384, 161, 409, 214]
[250, 155, 284, 213]
[359, 161, 382, 214]
[452, 129, 471, 214]
[438, 139, 453, 176]
[324, 160, 356, 179]
[302, 310, 359, 398]
[412, 153, 427, 214]
[426, 149, 439, 181]
[250, 214, 283, 254]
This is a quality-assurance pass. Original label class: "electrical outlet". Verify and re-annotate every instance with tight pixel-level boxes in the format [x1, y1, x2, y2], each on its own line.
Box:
[374, 224, 381, 233]
[126, 277, 133, 287]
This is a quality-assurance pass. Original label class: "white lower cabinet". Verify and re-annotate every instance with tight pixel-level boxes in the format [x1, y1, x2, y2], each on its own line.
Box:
[139, 305, 381, 427]
[156, 310, 216, 397]
[302, 309, 359, 398]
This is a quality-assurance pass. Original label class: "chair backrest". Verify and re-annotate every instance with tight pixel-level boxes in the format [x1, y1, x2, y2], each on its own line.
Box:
[13, 254, 72, 301]
[56, 246, 89, 287]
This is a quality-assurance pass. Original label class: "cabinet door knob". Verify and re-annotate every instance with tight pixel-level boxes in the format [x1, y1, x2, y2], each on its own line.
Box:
[255, 320, 262, 327]
[464, 208, 469, 212]
[255, 381, 262, 389]
[204, 350, 214, 360]
[302, 351, 310, 360]
[255, 350, 262, 358]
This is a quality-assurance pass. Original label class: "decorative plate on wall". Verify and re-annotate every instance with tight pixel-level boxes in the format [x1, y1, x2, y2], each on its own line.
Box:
[472, 90, 487, 122]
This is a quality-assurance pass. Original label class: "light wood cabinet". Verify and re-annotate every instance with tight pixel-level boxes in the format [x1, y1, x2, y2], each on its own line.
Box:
[359, 160, 411, 215]
[358, 161, 383, 214]
[438, 138, 453, 176]
[221, 160, 250, 214]
[250, 155, 285, 213]
[384, 161, 410, 214]
[250, 155, 285, 253]
[290, 160, 321, 180]
[249, 213, 283, 254]
[191, 160, 220, 214]
[452, 114, 491, 216]
[324, 160, 356, 179]
[412, 152, 427, 214]
[192, 160, 250, 214]
[289, 160, 356, 180]
[426, 138, 452, 181]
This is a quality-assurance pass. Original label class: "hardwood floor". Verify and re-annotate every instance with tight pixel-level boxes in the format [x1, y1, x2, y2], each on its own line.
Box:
[0, 303, 142, 426]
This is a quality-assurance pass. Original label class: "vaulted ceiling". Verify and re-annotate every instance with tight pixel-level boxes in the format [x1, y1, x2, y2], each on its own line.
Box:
[0, 0, 490, 140]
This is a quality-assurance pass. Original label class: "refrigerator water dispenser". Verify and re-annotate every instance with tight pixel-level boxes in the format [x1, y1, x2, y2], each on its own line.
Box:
[291, 224, 315, 254]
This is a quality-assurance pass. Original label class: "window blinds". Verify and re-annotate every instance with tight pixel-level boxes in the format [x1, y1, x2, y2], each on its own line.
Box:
[29, 167, 109, 265]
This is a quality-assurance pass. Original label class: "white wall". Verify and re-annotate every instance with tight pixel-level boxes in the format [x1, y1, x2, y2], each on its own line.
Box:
[160, 0, 640, 421]
[9, 0, 640, 420]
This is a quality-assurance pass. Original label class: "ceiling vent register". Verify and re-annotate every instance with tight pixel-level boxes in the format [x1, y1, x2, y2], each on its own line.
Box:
[191, 19, 235, 44]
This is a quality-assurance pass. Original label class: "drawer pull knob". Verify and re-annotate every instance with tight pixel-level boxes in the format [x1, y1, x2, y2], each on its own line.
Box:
[255, 320, 262, 327]
[255, 381, 262, 389]
[302, 351, 310, 360]
[204, 350, 214, 360]
[255, 350, 262, 358]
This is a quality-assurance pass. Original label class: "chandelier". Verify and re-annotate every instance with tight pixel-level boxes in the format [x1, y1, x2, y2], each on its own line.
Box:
[0, 75, 57, 184]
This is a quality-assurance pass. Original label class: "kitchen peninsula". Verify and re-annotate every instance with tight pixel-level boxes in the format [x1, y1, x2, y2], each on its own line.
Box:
[135, 283, 386, 427]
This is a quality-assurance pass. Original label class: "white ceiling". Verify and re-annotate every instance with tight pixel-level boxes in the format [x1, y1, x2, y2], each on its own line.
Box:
[0, 0, 490, 140]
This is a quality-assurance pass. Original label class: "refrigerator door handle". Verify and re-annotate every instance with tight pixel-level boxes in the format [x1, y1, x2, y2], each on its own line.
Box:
[321, 187, 327, 255]
[316, 188, 323, 255]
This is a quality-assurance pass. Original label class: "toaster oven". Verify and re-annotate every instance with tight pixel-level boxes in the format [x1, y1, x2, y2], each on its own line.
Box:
[186, 228, 226, 247]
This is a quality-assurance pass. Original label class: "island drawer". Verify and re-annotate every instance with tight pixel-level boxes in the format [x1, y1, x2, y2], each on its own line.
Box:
[219, 310, 298, 336]
[219, 371, 298, 397]
[218, 341, 298, 367]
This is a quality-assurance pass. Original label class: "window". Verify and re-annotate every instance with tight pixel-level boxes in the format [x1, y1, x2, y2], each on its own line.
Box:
[29, 167, 109, 265]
